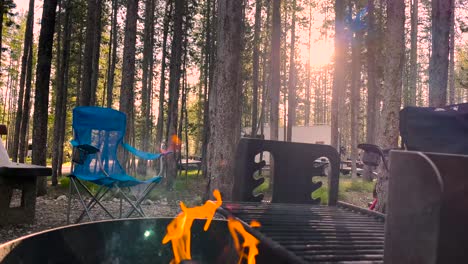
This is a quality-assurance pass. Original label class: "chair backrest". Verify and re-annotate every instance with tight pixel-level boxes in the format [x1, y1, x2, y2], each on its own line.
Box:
[399, 103, 468, 155]
[72, 106, 127, 178]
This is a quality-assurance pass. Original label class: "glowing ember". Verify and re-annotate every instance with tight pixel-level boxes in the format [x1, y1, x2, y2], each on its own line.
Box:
[161, 135, 182, 154]
[162, 190, 222, 264]
[227, 218, 261, 264]
[171, 135, 182, 147]
[162, 190, 261, 264]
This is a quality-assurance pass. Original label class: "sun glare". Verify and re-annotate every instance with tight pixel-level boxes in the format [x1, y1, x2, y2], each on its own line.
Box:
[301, 40, 334, 68]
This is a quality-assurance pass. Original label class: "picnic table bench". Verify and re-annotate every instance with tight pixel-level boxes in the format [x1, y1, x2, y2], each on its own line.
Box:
[0, 125, 52, 225]
[178, 157, 202, 176]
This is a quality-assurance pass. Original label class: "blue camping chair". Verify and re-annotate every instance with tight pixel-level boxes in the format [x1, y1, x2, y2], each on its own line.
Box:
[66, 106, 168, 223]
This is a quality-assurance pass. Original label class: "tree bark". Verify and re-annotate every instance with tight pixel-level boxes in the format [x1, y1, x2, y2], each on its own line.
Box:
[12, 0, 34, 162]
[305, 2, 312, 127]
[351, 30, 363, 179]
[76, 26, 83, 106]
[251, 0, 261, 136]
[52, 0, 71, 185]
[80, 0, 101, 106]
[365, 0, 379, 155]
[448, 0, 455, 105]
[331, 0, 346, 150]
[375, 0, 405, 213]
[33, 0, 59, 196]
[201, 0, 215, 177]
[269, 0, 281, 141]
[286, 0, 296, 142]
[89, 0, 102, 106]
[428, 0, 452, 107]
[207, 0, 243, 199]
[165, 0, 185, 190]
[138, 0, 155, 174]
[155, 0, 172, 155]
[364, 0, 378, 181]
[106, 0, 118, 108]
[18, 38, 33, 163]
[408, 0, 418, 106]
[119, 0, 139, 159]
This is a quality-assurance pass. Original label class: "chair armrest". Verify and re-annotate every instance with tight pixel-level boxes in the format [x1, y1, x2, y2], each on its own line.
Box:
[122, 143, 163, 160]
[71, 143, 100, 164]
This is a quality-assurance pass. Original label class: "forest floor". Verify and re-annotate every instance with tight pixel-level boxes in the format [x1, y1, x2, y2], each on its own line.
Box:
[0, 170, 373, 244]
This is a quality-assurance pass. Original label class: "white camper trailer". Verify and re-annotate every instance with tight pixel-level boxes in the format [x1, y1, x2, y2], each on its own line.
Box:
[243, 124, 331, 145]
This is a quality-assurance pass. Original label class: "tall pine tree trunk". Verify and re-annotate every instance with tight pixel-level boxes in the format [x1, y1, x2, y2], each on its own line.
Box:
[138, 0, 155, 174]
[12, 0, 34, 162]
[251, 0, 261, 135]
[155, 0, 172, 154]
[165, 0, 185, 190]
[375, 0, 405, 213]
[201, 0, 214, 177]
[18, 40, 33, 163]
[80, 0, 100, 106]
[429, 0, 452, 107]
[331, 0, 346, 150]
[364, 0, 379, 181]
[207, 0, 243, 199]
[350, 29, 363, 179]
[269, 0, 281, 141]
[106, 0, 118, 108]
[90, 0, 102, 106]
[119, 0, 139, 161]
[448, 0, 455, 105]
[33, 0, 59, 196]
[305, 2, 312, 127]
[52, 0, 71, 185]
[286, 0, 296, 142]
[408, 0, 418, 106]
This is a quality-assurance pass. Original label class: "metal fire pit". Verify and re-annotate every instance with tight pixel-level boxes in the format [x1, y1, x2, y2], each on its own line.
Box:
[0, 217, 297, 264]
[0, 218, 239, 264]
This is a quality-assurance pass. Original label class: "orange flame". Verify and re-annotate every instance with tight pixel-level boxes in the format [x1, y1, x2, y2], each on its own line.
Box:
[162, 190, 222, 264]
[228, 217, 261, 264]
[161, 135, 182, 154]
[171, 135, 182, 147]
[162, 189, 261, 264]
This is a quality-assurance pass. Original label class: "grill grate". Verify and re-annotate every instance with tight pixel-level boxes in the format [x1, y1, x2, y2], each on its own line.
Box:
[221, 202, 385, 263]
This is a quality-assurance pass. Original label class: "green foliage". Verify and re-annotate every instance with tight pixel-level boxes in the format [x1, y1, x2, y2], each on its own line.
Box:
[456, 44, 468, 90]
[147, 169, 205, 206]
[343, 179, 375, 193]
[253, 173, 373, 206]
[58, 176, 100, 193]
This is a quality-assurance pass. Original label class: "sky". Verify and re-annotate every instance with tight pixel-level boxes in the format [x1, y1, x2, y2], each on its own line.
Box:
[14, 0, 35, 12]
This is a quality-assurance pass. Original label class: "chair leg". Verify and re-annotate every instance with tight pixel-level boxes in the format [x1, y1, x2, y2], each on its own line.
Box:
[71, 179, 93, 222]
[124, 183, 159, 218]
[116, 187, 145, 218]
[66, 177, 74, 225]
[75, 186, 111, 223]
[75, 180, 114, 220]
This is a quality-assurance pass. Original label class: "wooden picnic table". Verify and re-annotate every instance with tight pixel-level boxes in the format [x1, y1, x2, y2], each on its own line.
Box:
[178, 159, 202, 176]
[0, 163, 52, 225]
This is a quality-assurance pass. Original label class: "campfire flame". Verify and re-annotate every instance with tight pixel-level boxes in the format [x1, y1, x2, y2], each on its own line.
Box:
[162, 189, 261, 264]
[162, 190, 222, 264]
[227, 218, 261, 264]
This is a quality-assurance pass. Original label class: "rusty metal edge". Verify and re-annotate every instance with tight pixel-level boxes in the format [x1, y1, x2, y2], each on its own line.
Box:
[337, 201, 386, 221]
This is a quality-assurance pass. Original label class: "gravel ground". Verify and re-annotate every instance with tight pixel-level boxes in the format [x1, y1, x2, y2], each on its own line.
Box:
[0, 190, 181, 244]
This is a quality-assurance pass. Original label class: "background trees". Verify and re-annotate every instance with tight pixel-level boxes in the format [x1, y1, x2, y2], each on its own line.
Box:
[0, 0, 466, 200]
